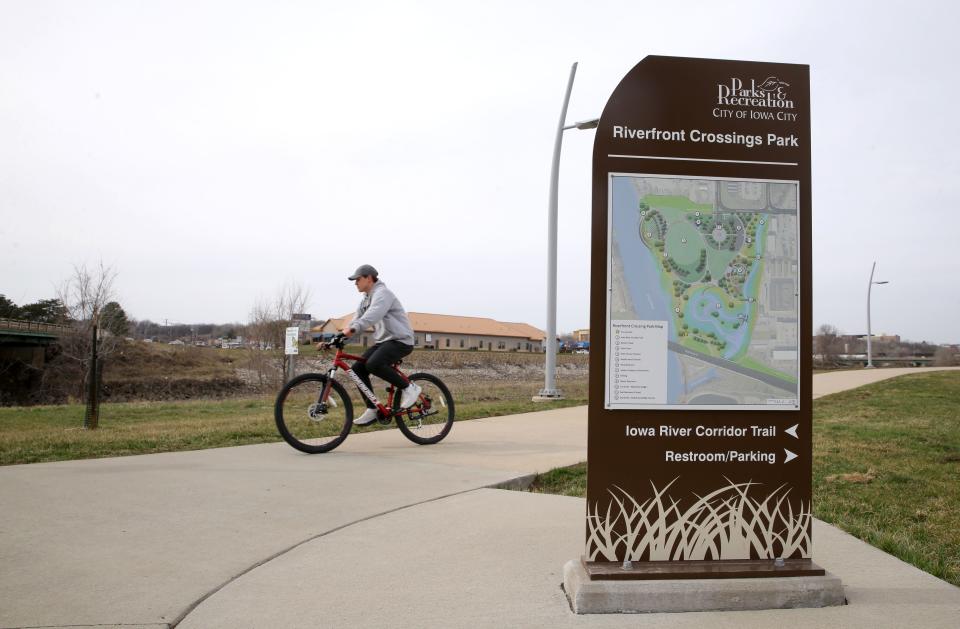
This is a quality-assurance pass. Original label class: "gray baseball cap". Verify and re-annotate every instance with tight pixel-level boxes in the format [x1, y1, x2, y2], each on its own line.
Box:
[348, 264, 378, 280]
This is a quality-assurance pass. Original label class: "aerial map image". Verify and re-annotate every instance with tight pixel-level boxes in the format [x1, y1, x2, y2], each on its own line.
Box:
[606, 175, 800, 410]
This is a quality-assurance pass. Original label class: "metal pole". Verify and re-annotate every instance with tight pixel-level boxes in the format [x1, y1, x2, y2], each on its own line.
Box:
[539, 62, 578, 399]
[84, 323, 99, 429]
[866, 261, 875, 368]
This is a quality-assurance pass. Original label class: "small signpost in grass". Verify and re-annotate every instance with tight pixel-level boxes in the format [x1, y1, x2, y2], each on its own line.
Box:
[284, 326, 299, 384]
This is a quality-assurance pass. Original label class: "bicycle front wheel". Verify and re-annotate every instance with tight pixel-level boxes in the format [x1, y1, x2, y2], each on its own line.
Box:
[275, 374, 353, 453]
[396, 373, 454, 445]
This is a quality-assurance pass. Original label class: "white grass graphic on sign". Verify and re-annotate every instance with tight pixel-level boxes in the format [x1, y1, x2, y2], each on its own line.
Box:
[586, 478, 811, 561]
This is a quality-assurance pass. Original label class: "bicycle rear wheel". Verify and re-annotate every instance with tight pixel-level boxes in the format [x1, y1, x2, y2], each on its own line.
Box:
[396, 373, 454, 445]
[275, 374, 353, 453]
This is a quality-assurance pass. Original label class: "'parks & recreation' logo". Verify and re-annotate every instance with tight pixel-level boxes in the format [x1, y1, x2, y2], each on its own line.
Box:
[717, 76, 794, 110]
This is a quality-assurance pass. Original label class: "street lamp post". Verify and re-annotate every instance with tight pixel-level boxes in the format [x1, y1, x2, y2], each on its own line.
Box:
[538, 61, 599, 400]
[865, 261, 889, 368]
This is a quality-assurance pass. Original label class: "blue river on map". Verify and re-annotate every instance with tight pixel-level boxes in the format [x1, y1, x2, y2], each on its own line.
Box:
[742, 217, 768, 300]
[684, 288, 748, 360]
[611, 176, 683, 402]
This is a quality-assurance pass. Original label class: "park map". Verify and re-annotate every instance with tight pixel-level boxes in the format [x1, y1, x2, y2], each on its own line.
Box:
[607, 175, 799, 409]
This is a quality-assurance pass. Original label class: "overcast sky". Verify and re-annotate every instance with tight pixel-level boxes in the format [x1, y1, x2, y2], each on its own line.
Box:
[2, 0, 958, 342]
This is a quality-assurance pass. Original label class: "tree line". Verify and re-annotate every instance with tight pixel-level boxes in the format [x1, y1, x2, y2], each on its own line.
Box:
[1, 294, 246, 342]
[1, 294, 131, 338]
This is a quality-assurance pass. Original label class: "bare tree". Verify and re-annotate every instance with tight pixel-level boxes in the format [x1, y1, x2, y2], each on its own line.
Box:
[58, 262, 117, 326]
[814, 324, 841, 367]
[933, 346, 958, 367]
[246, 282, 312, 389]
[44, 262, 120, 426]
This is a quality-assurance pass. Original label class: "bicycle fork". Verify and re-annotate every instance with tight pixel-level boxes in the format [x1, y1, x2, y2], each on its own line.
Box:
[318, 368, 337, 404]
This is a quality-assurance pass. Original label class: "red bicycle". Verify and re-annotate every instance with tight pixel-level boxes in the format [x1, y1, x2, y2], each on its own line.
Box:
[274, 333, 454, 453]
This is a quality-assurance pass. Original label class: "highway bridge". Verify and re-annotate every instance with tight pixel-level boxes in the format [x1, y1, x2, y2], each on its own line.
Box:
[0, 318, 70, 368]
[831, 356, 934, 368]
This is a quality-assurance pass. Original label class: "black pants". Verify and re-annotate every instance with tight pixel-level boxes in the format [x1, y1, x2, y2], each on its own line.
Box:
[352, 341, 414, 408]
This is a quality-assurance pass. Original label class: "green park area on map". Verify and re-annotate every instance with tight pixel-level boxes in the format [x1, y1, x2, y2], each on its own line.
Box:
[638, 190, 796, 386]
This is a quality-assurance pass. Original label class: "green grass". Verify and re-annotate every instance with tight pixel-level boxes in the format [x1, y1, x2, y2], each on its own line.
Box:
[664, 221, 703, 267]
[528, 462, 588, 497]
[812, 371, 960, 585]
[0, 398, 279, 465]
[0, 379, 587, 466]
[520, 371, 960, 586]
[705, 248, 738, 284]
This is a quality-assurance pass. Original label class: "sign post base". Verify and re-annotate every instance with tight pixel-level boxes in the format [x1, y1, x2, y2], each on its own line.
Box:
[563, 559, 845, 614]
[583, 557, 826, 580]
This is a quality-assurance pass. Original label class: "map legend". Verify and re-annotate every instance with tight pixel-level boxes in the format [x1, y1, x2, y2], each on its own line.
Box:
[607, 320, 667, 406]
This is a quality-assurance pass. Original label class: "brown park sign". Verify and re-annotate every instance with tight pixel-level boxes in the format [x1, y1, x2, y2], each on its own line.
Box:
[586, 56, 816, 578]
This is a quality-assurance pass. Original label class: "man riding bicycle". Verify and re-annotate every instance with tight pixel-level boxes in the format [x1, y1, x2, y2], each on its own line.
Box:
[336, 264, 420, 426]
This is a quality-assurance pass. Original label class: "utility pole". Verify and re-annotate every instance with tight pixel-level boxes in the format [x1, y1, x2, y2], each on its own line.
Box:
[865, 261, 890, 368]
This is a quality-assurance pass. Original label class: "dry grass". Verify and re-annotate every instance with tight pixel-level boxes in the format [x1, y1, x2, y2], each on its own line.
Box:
[824, 470, 876, 484]
[90, 342, 589, 402]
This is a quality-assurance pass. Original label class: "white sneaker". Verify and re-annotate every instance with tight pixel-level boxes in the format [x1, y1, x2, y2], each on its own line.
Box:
[400, 382, 422, 409]
[354, 408, 378, 426]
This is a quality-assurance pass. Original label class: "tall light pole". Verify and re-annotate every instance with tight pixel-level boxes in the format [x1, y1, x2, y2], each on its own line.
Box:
[538, 61, 599, 400]
[865, 261, 889, 368]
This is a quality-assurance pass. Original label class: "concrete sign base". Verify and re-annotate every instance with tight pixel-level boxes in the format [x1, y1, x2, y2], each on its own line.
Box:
[563, 559, 845, 614]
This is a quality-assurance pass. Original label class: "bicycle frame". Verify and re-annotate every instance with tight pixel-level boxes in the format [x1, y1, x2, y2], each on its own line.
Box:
[321, 347, 411, 417]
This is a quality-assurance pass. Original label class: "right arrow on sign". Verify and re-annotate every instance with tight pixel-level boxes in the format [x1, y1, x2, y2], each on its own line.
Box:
[785, 424, 799, 439]
[784, 449, 798, 463]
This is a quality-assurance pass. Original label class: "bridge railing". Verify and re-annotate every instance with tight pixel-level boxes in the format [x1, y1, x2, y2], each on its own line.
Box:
[0, 318, 72, 335]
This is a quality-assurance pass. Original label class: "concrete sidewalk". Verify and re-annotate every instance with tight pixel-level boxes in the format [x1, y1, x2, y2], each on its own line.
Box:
[177, 491, 960, 629]
[0, 409, 586, 629]
[1, 367, 958, 628]
[810, 366, 960, 399]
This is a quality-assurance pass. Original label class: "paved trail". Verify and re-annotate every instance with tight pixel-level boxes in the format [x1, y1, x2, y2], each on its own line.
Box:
[1, 367, 957, 628]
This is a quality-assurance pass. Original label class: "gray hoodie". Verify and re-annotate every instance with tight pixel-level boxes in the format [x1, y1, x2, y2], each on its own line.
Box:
[348, 281, 415, 345]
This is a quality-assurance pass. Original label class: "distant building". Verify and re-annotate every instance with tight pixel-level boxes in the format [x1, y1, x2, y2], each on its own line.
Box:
[573, 328, 590, 343]
[314, 312, 545, 352]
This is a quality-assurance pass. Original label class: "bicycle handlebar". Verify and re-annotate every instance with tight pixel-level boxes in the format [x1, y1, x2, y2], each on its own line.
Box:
[319, 333, 347, 350]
